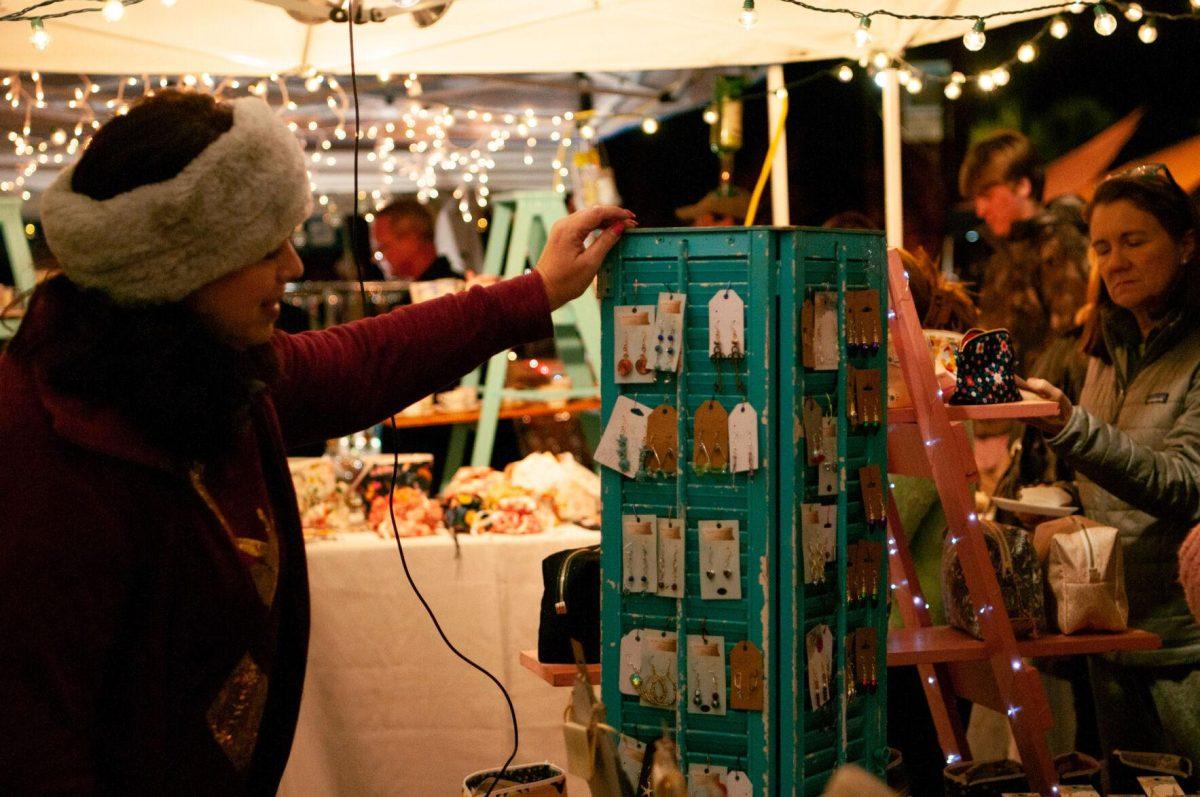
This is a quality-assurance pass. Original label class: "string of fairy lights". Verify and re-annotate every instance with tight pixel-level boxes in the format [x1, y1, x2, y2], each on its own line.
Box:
[3, 0, 1200, 211]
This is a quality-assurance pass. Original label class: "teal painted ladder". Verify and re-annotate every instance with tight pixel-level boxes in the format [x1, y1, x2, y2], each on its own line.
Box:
[0, 198, 36, 341]
[441, 191, 602, 484]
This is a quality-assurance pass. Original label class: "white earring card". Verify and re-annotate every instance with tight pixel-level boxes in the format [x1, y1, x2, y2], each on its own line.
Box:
[614, 306, 657, 384]
[594, 396, 652, 478]
[812, 291, 839, 371]
[654, 292, 685, 373]
[728, 401, 759, 474]
[656, 518, 684, 598]
[708, 289, 745, 359]
[622, 514, 657, 594]
[698, 520, 741, 601]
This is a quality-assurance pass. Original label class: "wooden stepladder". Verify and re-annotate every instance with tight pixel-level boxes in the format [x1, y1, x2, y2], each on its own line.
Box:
[882, 250, 1160, 795]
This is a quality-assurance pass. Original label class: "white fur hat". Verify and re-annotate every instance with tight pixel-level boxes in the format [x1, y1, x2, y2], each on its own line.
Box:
[40, 97, 313, 305]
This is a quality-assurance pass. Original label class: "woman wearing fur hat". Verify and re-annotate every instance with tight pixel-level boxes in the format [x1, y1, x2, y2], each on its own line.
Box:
[0, 90, 634, 794]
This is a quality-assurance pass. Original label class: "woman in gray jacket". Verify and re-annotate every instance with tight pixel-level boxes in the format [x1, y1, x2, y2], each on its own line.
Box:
[1023, 164, 1200, 762]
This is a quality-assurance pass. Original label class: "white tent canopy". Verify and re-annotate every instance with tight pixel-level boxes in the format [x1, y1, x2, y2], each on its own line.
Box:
[2, 0, 1057, 76]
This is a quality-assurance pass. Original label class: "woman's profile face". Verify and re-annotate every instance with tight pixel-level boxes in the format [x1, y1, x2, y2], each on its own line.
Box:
[1089, 199, 1193, 323]
[185, 240, 304, 348]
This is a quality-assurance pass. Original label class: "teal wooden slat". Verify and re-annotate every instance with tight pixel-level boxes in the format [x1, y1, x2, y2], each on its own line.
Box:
[601, 226, 887, 795]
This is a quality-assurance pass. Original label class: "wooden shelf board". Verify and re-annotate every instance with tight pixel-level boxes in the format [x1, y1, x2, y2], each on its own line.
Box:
[887, 625, 1161, 667]
[389, 397, 600, 429]
[888, 394, 1058, 425]
[519, 649, 599, 687]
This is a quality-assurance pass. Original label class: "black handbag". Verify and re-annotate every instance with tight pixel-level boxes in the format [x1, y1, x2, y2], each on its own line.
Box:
[537, 545, 601, 664]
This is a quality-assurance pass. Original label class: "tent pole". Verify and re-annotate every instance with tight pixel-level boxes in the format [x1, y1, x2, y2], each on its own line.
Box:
[767, 64, 791, 226]
[881, 67, 903, 247]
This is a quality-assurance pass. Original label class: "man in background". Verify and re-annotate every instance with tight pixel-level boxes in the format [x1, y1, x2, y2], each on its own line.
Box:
[959, 129, 1090, 372]
[370, 198, 460, 282]
[675, 185, 751, 227]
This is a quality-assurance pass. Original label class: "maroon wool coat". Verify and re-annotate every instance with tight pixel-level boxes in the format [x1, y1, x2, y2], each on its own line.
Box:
[0, 273, 552, 795]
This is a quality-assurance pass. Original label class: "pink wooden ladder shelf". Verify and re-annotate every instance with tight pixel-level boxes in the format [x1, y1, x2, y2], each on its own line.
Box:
[882, 249, 1159, 795]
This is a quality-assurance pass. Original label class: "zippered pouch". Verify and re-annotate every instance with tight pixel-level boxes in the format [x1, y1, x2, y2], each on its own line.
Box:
[1046, 521, 1128, 634]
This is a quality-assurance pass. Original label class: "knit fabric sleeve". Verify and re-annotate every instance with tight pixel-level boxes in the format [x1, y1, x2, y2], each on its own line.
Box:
[1181, 525, 1200, 625]
[270, 272, 553, 449]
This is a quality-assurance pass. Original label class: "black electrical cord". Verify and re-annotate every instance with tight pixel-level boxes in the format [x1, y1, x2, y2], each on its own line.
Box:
[345, 9, 517, 797]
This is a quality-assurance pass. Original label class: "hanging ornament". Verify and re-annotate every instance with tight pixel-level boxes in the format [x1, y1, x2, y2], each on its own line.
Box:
[962, 18, 986, 51]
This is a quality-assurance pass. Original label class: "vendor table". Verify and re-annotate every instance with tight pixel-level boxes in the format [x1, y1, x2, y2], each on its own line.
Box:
[279, 525, 598, 796]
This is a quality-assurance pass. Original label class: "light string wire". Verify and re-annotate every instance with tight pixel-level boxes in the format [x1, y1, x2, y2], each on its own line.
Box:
[343, 8, 518, 797]
[3, 0, 144, 22]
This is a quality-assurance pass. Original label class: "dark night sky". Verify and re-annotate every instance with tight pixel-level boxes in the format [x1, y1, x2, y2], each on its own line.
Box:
[601, 6, 1200, 242]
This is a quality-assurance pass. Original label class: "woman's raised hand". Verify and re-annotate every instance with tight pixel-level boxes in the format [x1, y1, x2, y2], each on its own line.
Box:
[1016, 376, 1075, 436]
[534, 205, 637, 310]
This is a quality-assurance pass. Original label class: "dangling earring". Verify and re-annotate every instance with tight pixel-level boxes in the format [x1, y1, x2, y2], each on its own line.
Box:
[617, 339, 633, 377]
[711, 673, 721, 709]
[635, 336, 651, 375]
[711, 327, 722, 359]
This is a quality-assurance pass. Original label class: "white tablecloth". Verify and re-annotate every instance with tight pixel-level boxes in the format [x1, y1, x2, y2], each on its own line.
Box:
[279, 526, 598, 797]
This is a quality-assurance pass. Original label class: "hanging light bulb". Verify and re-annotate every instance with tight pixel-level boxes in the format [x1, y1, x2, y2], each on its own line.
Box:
[580, 124, 596, 139]
[739, 0, 758, 29]
[992, 66, 1010, 86]
[897, 68, 912, 86]
[1138, 18, 1158, 42]
[1093, 4, 1118, 35]
[102, 0, 125, 22]
[836, 64, 854, 83]
[641, 117, 659, 134]
[703, 106, 719, 124]
[873, 71, 889, 89]
[978, 72, 996, 92]
[1124, 3, 1143, 21]
[1050, 15, 1070, 38]
[944, 81, 962, 100]
[29, 18, 51, 50]
[963, 18, 986, 52]
[1017, 42, 1038, 62]
[906, 76, 923, 94]
[854, 16, 872, 49]
[872, 51, 891, 70]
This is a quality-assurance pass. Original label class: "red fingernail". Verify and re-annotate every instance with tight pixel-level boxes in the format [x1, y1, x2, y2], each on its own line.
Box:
[608, 222, 626, 235]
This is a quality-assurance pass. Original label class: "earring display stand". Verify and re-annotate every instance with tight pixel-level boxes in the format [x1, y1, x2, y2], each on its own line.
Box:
[883, 250, 1160, 795]
[0, 197, 36, 342]
[593, 227, 890, 795]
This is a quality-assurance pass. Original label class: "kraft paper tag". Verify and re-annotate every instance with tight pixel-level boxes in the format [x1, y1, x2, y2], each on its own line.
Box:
[844, 630, 858, 700]
[686, 634, 727, 717]
[709, 288, 745, 359]
[1138, 776, 1185, 796]
[728, 401, 759, 475]
[846, 541, 863, 602]
[729, 640, 764, 711]
[801, 298, 815, 369]
[644, 404, 679, 477]
[818, 416, 839, 496]
[853, 288, 882, 351]
[859, 464, 886, 525]
[693, 400, 729, 473]
[813, 291, 839, 371]
[615, 306, 656, 384]
[855, 627, 878, 692]
[594, 396, 652, 478]
[863, 540, 883, 600]
[846, 366, 860, 427]
[656, 518, 684, 598]
[803, 397, 826, 465]
[856, 368, 883, 426]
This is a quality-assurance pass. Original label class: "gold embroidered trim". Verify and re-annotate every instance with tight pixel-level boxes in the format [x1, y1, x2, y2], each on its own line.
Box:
[206, 653, 269, 772]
